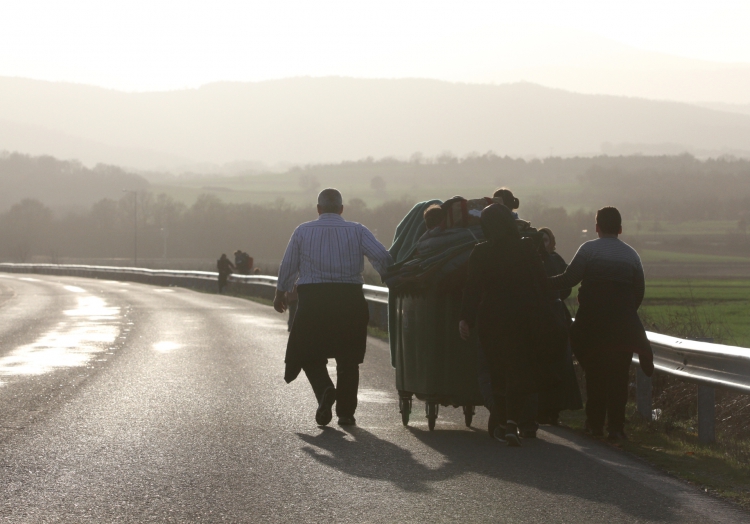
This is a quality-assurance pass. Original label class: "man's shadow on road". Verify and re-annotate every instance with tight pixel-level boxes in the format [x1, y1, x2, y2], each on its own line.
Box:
[297, 426, 441, 493]
[297, 425, 677, 521]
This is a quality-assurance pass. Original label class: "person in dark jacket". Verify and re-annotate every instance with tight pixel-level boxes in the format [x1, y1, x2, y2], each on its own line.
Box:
[459, 204, 566, 446]
[217, 254, 235, 293]
[549, 207, 654, 441]
[493, 187, 520, 219]
[536, 227, 584, 425]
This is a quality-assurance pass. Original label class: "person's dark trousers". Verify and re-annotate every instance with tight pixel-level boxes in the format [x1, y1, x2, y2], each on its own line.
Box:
[302, 358, 360, 418]
[584, 350, 633, 433]
[287, 300, 298, 332]
[218, 273, 229, 293]
[476, 342, 495, 411]
[492, 391, 536, 429]
[520, 394, 538, 433]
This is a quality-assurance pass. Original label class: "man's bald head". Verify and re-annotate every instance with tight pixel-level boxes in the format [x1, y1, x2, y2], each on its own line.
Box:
[317, 188, 344, 214]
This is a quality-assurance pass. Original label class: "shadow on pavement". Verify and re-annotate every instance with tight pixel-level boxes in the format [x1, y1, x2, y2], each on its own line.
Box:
[297, 425, 679, 521]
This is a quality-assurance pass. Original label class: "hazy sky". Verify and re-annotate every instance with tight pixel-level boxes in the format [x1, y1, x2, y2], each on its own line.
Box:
[1, 0, 749, 91]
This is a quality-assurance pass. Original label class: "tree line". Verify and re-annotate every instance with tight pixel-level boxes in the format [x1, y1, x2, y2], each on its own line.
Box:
[0, 191, 607, 266]
[294, 152, 750, 221]
[0, 194, 412, 265]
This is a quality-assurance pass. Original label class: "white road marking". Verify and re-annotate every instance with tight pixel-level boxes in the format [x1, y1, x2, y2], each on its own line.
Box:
[63, 285, 86, 293]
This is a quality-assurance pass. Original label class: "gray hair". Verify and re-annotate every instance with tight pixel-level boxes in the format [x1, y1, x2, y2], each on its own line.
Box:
[317, 188, 343, 212]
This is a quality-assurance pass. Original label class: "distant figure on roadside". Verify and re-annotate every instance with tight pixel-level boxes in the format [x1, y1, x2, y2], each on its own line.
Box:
[253, 267, 261, 275]
[274, 188, 393, 427]
[548, 207, 654, 441]
[217, 253, 235, 293]
[234, 250, 254, 275]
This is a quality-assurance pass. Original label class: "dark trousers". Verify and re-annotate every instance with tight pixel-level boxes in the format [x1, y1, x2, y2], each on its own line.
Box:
[484, 341, 538, 432]
[302, 358, 359, 418]
[476, 342, 495, 411]
[584, 350, 633, 432]
[218, 272, 229, 292]
[493, 391, 538, 431]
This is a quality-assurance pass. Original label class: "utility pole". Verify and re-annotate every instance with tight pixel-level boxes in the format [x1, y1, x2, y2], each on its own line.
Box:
[122, 190, 137, 266]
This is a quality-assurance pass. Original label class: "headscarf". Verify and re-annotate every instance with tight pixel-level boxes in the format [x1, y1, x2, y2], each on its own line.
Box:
[538, 227, 556, 252]
[480, 203, 521, 243]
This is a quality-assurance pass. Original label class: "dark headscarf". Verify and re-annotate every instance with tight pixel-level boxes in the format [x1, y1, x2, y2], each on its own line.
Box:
[480, 203, 521, 242]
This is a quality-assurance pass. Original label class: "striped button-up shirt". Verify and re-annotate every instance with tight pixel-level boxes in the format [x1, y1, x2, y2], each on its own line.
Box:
[276, 213, 393, 292]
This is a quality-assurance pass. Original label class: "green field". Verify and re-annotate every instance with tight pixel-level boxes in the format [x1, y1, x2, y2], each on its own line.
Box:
[639, 279, 750, 348]
[630, 219, 742, 236]
[639, 250, 750, 264]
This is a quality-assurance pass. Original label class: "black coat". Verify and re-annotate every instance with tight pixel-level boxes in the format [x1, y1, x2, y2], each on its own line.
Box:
[571, 280, 653, 369]
[284, 283, 369, 383]
[461, 237, 567, 394]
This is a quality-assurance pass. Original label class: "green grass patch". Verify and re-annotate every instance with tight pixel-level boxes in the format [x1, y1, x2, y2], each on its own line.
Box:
[627, 220, 740, 236]
[639, 279, 750, 347]
[639, 250, 750, 264]
[560, 405, 750, 509]
[367, 325, 389, 341]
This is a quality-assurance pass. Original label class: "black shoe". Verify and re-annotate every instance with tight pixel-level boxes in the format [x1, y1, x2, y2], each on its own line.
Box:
[607, 430, 628, 442]
[337, 416, 356, 426]
[584, 420, 604, 438]
[505, 422, 521, 447]
[315, 387, 336, 426]
[493, 425, 507, 442]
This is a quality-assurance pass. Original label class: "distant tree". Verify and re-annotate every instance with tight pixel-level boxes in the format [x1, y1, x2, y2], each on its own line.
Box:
[298, 174, 320, 194]
[1, 199, 53, 261]
[370, 176, 386, 194]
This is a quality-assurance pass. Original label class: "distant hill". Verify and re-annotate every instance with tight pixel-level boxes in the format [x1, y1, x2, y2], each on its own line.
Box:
[0, 152, 148, 212]
[696, 102, 750, 117]
[2, 76, 750, 168]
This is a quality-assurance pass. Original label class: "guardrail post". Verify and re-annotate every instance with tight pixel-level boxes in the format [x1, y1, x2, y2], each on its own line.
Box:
[697, 385, 716, 444]
[636, 367, 652, 421]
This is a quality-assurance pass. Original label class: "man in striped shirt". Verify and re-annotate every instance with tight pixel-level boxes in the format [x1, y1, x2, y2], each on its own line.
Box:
[549, 207, 653, 441]
[274, 188, 393, 426]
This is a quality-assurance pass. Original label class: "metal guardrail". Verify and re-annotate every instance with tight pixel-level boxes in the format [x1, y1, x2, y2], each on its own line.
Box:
[1, 262, 747, 442]
[641, 334, 750, 394]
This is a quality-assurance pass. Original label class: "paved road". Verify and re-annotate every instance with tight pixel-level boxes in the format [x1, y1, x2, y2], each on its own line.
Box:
[0, 274, 746, 523]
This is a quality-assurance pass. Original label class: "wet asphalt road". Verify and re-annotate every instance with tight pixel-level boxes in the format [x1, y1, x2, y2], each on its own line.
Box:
[0, 274, 747, 523]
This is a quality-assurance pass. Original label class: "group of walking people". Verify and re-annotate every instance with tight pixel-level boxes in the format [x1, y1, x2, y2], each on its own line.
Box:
[460, 189, 653, 445]
[273, 187, 654, 445]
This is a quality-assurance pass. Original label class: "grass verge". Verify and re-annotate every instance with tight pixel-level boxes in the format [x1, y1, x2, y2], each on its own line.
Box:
[367, 325, 389, 341]
[560, 404, 750, 509]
